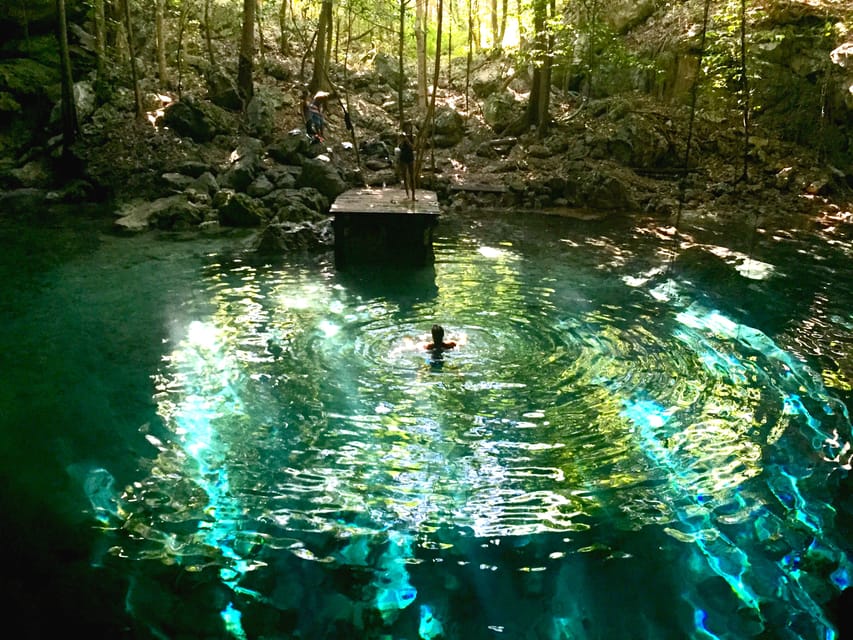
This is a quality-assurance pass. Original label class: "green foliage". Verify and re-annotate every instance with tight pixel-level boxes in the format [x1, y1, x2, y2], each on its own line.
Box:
[0, 91, 22, 113]
[702, 1, 841, 150]
[703, 2, 769, 101]
[0, 57, 60, 97]
[539, 9, 660, 97]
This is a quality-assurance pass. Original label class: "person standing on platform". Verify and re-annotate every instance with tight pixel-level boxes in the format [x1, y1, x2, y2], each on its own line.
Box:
[398, 122, 416, 201]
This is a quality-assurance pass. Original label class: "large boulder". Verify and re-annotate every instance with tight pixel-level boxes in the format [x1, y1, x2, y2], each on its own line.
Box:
[268, 130, 312, 165]
[243, 220, 333, 255]
[297, 157, 347, 201]
[114, 194, 206, 232]
[206, 69, 242, 111]
[245, 87, 282, 142]
[374, 53, 404, 90]
[483, 92, 521, 132]
[431, 105, 465, 148]
[161, 96, 228, 142]
[218, 137, 264, 192]
[214, 190, 269, 227]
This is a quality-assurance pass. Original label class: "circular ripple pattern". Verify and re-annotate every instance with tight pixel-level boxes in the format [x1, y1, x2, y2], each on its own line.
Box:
[118, 216, 852, 638]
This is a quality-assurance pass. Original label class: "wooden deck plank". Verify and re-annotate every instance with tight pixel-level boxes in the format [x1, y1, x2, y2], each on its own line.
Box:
[331, 187, 440, 216]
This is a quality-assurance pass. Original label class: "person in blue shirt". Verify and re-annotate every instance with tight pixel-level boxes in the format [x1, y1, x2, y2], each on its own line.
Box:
[308, 91, 329, 140]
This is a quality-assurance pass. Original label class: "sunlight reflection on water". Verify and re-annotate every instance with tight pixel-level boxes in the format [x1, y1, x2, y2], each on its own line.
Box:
[59, 212, 853, 638]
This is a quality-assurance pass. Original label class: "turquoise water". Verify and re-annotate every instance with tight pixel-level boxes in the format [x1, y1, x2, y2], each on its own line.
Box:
[1, 207, 852, 639]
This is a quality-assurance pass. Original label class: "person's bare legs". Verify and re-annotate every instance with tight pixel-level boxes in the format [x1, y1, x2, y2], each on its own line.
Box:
[405, 164, 416, 201]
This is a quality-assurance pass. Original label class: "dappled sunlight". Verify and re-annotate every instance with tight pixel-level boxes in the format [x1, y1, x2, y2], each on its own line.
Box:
[41, 212, 848, 638]
[146, 92, 172, 129]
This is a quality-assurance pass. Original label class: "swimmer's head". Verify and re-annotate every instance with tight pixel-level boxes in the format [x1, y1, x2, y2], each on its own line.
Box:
[431, 324, 444, 343]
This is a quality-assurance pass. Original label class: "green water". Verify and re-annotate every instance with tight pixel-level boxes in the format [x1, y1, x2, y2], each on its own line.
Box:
[1, 207, 852, 639]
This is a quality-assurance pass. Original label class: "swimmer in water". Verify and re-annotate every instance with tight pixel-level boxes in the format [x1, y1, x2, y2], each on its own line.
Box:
[425, 324, 456, 353]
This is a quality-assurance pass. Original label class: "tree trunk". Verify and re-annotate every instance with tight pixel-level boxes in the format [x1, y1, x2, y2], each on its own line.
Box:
[122, 0, 143, 118]
[237, 0, 256, 107]
[465, 0, 473, 115]
[310, 0, 333, 92]
[515, 0, 524, 44]
[446, 28, 451, 88]
[581, 0, 601, 98]
[112, 0, 129, 62]
[526, 0, 546, 128]
[415, 0, 428, 112]
[256, 0, 266, 64]
[536, 0, 553, 136]
[19, 0, 30, 50]
[398, 0, 406, 127]
[416, 0, 442, 179]
[279, 0, 289, 54]
[155, 0, 168, 86]
[93, 0, 105, 78]
[204, 0, 215, 68]
[176, 0, 191, 98]
[498, 0, 508, 46]
[739, 0, 749, 182]
[473, 0, 481, 50]
[56, 0, 78, 152]
[325, 2, 333, 70]
[490, 0, 498, 47]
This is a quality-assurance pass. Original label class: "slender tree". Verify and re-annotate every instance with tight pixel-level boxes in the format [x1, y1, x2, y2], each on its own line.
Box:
[56, 0, 78, 152]
[122, 0, 144, 119]
[526, 0, 547, 129]
[204, 0, 215, 68]
[279, 0, 290, 54]
[19, 0, 30, 50]
[310, 0, 333, 91]
[237, 0, 256, 106]
[93, 0, 106, 78]
[415, 0, 428, 111]
[415, 0, 442, 178]
[465, 0, 473, 114]
[155, 0, 168, 85]
[738, 0, 750, 182]
[498, 0, 508, 46]
[490, 0, 498, 46]
[256, 0, 266, 64]
[398, 0, 407, 127]
[176, 0, 193, 98]
[536, 0, 554, 136]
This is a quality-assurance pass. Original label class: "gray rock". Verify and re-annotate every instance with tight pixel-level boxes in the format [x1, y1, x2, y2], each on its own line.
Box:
[268, 131, 312, 165]
[0, 188, 48, 215]
[10, 160, 52, 188]
[177, 161, 211, 178]
[189, 171, 219, 196]
[245, 87, 282, 142]
[161, 97, 228, 142]
[374, 52, 404, 90]
[161, 172, 194, 192]
[214, 190, 269, 227]
[114, 194, 203, 232]
[219, 137, 264, 191]
[247, 174, 275, 198]
[297, 157, 348, 201]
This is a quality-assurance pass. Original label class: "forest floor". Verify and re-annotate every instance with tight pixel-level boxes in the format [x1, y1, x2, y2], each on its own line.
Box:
[80, 47, 853, 242]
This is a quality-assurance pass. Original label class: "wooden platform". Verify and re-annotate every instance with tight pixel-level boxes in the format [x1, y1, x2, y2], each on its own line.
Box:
[330, 187, 441, 216]
[331, 187, 441, 268]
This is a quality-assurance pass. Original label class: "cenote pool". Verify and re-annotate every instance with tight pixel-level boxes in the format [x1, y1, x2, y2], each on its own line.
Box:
[1, 206, 852, 639]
